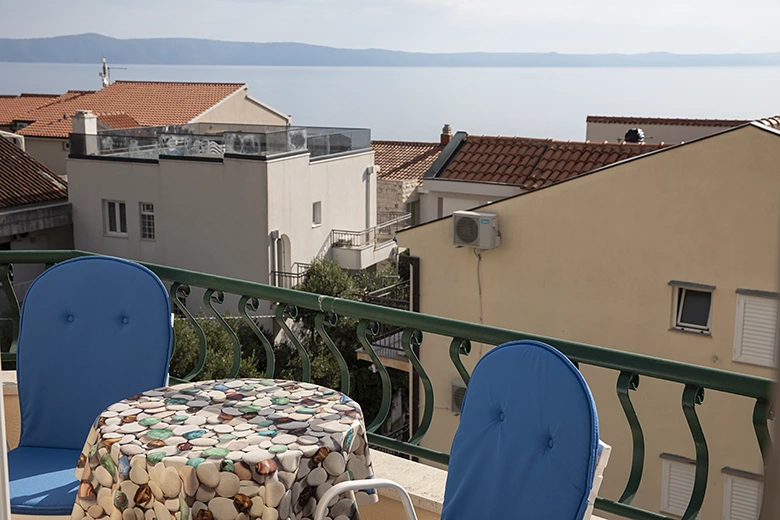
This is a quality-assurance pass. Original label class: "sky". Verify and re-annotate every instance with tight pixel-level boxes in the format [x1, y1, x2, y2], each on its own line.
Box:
[1, 0, 779, 54]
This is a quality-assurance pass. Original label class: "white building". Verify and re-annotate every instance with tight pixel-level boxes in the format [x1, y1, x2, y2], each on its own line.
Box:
[66, 112, 393, 314]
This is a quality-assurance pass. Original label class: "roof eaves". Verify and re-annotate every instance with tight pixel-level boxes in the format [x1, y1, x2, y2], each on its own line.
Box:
[244, 94, 291, 123]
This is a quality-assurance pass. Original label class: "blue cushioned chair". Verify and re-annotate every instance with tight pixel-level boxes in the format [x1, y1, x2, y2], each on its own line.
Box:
[314, 340, 605, 520]
[8, 256, 172, 516]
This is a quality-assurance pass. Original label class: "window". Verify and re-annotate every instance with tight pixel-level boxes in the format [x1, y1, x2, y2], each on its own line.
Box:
[140, 202, 156, 240]
[661, 457, 696, 517]
[103, 200, 127, 236]
[312, 201, 322, 226]
[733, 291, 779, 368]
[723, 472, 763, 520]
[670, 281, 714, 334]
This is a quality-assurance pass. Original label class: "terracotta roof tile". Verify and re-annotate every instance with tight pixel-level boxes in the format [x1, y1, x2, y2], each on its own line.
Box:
[96, 112, 140, 129]
[14, 81, 245, 138]
[372, 140, 444, 181]
[587, 114, 780, 130]
[438, 135, 669, 187]
[0, 137, 67, 208]
[0, 93, 61, 126]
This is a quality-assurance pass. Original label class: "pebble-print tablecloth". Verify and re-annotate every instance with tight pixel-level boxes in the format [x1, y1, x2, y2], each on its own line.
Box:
[72, 379, 377, 520]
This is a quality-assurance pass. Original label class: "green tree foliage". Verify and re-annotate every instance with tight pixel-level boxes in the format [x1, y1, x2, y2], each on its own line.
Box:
[170, 312, 262, 381]
[293, 258, 409, 425]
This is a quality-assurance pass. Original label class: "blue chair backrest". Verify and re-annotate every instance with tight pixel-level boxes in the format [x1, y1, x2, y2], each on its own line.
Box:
[442, 340, 599, 520]
[16, 256, 172, 450]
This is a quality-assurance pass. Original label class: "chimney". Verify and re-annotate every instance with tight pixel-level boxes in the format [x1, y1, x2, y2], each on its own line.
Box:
[624, 128, 645, 144]
[441, 124, 453, 146]
[71, 110, 98, 156]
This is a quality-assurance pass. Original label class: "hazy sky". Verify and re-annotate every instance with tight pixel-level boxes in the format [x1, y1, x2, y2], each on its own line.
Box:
[1, 0, 778, 54]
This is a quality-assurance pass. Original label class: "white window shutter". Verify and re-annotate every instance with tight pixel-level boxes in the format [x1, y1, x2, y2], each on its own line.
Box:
[733, 295, 779, 368]
[661, 459, 696, 517]
[723, 475, 762, 520]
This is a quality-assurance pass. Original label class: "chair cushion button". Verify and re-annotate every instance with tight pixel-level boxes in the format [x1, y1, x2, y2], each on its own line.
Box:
[67, 315, 74, 322]
[499, 412, 505, 421]
[123, 317, 129, 324]
[548, 438, 555, 448]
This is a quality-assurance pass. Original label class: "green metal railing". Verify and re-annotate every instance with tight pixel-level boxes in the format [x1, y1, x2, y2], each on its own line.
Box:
[0, 251, 774, 520]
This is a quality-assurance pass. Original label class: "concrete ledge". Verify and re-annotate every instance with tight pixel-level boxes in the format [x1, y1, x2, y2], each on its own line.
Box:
[2, 370, 17, 396]
[370, 451, 446, 515]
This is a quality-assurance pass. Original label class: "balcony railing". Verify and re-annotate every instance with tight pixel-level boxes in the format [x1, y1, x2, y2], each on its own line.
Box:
[69, 124, 371, 161]
[270, 262, 311, 289]
[0, 250, 774, 520]
[332, 213, 412, 249]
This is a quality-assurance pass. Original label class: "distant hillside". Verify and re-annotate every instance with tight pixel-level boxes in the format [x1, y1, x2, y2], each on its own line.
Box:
[1, 33, 780, 67]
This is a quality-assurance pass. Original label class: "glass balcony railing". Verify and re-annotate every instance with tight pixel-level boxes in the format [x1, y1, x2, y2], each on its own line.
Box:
[0, 250, 773, 520]
[69, 125, 371, 161]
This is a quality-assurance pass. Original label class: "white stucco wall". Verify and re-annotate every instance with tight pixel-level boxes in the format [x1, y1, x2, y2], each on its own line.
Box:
[586, 122, 736, 145]
[196, 89, 291, 126]
[418, 179, 523, 223]
[265, 151, 376, 268]
[67, 157, 270, 281]
[23, 137, 68, 176]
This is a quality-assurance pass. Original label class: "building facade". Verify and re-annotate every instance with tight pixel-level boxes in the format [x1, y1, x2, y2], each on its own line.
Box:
[397, 123, 779, 519]
[66, 114, 389, 315]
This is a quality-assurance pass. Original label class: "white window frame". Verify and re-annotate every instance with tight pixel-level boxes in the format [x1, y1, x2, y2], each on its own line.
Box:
[670, 282, 714, 334]
[103, 200, 127, 237]
[660, 456, 696, 517]
[732, 292, 779, 368]
[140, 202, 156, 241]
[723, 472, 763, 520]
[312, 201, 322, 227]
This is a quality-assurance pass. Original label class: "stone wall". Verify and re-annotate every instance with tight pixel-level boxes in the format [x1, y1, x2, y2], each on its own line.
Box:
[377, 180, 418, 214]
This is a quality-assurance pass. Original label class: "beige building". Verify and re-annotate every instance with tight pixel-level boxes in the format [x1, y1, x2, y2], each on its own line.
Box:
[397, 123, 778, 519]
[0, 82, 290, 176]
[586, 114, 780, 144]
[66, 114, 390, 314]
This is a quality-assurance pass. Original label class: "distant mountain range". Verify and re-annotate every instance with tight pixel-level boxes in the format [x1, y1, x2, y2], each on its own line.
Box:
[1, 33, 779, 67]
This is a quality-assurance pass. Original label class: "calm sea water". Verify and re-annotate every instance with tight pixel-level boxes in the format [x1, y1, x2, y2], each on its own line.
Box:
[1, 62, 779, 141]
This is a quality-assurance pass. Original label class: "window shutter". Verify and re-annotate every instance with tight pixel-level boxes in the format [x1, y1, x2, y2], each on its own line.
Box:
[661, 459, 695, 516]
[733, 295, 779, 367]
[724, 475, 762, 520]
[451, 382, 467, 414]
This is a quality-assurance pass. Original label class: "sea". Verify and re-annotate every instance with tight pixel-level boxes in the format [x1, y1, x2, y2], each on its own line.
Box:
[1, 62, 779, 142]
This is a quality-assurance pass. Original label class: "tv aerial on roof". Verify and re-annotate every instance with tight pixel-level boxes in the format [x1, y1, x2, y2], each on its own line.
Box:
[99, 55, 127, 88]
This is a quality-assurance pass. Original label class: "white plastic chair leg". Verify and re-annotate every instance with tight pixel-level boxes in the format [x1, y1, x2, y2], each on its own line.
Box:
[313, 478, 418, 520]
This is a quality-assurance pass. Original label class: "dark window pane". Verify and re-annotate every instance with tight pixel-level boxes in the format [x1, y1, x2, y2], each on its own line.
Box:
[108, 202, 117, 232]
[119, 203, 127, 233]
[680, 289, 711, 327]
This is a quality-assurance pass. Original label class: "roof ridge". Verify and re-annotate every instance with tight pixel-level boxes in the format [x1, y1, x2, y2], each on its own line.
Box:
[111, 80, 245, 86]
[465, 134, 665, 148]
[372, 140, 440, 146]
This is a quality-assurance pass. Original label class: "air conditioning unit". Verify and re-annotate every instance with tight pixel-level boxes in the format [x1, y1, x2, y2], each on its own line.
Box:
[452, 210, 500, 250]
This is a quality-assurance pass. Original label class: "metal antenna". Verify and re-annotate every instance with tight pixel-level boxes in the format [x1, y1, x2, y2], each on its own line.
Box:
[98, 55, 127, 88]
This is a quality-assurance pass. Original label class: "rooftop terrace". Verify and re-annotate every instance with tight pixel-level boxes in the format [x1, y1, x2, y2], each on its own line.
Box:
[70, 123, 372, 161]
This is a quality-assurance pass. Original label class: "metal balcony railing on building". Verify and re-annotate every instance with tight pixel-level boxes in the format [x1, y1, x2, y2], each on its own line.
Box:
[0, 250, 774, 520]
[331, 213, 412, 249]
[270, 263, 311, 289]
[69, 125, 371, 161]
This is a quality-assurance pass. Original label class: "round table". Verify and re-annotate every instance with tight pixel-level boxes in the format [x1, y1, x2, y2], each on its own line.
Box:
[72, 379, 377, 520]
